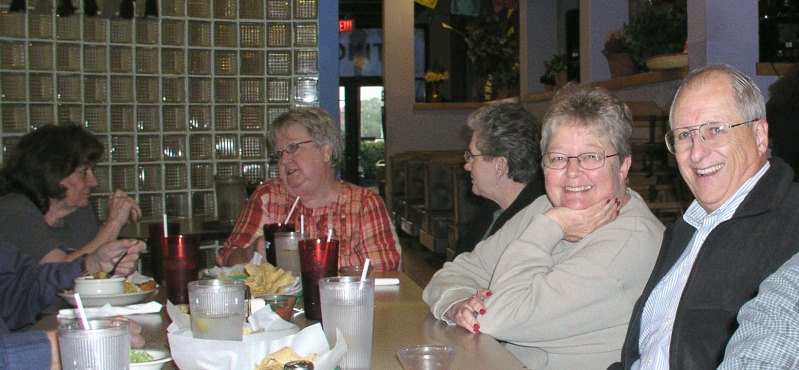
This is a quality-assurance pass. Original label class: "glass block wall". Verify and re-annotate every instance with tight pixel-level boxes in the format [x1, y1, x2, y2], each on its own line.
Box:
[0, 0, 320, 222]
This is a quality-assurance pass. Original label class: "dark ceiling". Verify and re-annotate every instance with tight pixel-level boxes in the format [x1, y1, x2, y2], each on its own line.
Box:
[339, 0, 382, 28]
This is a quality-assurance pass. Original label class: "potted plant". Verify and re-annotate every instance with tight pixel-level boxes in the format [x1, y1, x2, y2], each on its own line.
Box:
[541, 53, 567, 89]
[602, 28, 638, 78]
[442, 6, 519, 101]
[625, 4, 687, 71]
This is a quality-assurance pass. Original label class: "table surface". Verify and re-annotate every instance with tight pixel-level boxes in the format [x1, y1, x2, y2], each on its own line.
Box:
[34, 272, 526, 370]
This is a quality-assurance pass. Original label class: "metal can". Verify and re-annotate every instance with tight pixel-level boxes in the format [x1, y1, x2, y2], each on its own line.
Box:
[283, 360, 314, 370]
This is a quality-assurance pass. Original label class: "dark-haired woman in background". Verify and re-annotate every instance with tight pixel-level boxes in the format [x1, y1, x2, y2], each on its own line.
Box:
[0, 124, 141, 264]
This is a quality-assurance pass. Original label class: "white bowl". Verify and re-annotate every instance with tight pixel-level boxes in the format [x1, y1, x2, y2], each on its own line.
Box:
[73, 276, 125, 295]
[130, 349, 172, 370]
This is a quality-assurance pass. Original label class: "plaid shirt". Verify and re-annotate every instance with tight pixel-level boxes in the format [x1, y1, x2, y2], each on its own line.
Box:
[220, 179, 401, 271]
[718, 252, 799, 370]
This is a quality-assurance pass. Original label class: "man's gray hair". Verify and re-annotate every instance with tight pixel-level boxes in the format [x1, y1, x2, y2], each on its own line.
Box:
[669, 64, 766, 128]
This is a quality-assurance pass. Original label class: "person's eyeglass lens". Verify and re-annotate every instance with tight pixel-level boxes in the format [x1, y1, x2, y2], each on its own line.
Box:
[463, 151, 489, 162]
[542, 152, 619, 170]
[665, 119, 758, 154]
[271, 140, 313, 160]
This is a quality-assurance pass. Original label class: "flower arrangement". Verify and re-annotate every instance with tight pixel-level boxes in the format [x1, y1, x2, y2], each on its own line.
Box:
[442, 7, 519, 100]
[424, 69, 448, 102]
[423, 71, 450, 84]
[603, 28, 633, 55]
[603, 27, 639, 78]
[540, 53, 567, 88]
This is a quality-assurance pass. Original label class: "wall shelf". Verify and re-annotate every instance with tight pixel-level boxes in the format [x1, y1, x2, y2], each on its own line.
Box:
[412, 96, 519, 111]
[523, 67, 688, 103]
[756, 62, 795, 76]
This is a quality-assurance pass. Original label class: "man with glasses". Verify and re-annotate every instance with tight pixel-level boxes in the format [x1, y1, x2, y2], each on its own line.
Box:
[610, 64, 799, 369]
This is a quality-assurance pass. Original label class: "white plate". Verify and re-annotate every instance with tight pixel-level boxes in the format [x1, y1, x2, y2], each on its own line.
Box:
[130, 349, 172, 370]
[199, 265, 302, 296]
[58, 287, 158, 307]
[282, 277, 302, 295]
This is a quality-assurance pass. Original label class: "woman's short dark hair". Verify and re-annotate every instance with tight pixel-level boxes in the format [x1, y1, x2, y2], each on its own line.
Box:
[467, 103, 542, 184]
[268, 107, 342, 168]
[0, 124, 104, 213]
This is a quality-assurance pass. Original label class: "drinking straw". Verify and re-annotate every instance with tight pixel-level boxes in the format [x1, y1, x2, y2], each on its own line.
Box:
[300, 214, 305, 234]
[74, 293, 91, 330]
[326, 228, 333, 243]
[162, 213, 168, 237]
[360, 258, 371, 282]
[284, 196, 300, 224]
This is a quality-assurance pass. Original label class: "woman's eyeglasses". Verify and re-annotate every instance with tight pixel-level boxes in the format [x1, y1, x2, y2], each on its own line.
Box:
[271, 140, 314, 160]
[463, 151, 490, 162]
[542, 152, 619, 170]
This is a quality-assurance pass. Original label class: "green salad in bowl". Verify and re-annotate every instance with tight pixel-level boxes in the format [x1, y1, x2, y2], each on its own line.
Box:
[130, 349, 171, 369]
[130, 350, 154, 363]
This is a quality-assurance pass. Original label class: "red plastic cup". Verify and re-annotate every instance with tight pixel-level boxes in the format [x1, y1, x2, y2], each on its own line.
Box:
[161, 234, 201, 305]
[298, 239, 339, 321]
[263, 223, 294, 266]
[147, 222, 180, 284]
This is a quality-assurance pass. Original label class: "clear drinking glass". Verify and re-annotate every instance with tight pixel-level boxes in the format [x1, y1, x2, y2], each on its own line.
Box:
[274, 231, 308, 278]
[397, 345, 457, 370]
[188, 279, 247, 341]
[58, 320, 130, 370]
[320, 276, 374, 369]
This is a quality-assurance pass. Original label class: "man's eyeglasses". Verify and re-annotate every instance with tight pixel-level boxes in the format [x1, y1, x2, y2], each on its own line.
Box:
[463, 151, 491, 162]
[664, 119, 759, 154]
[542, 152, 619, 170]
[271, 140, 314, 160]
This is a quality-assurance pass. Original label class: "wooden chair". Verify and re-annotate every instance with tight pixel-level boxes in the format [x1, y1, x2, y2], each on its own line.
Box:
[418, 152, 463, 254]
[625, 101, 691, 224]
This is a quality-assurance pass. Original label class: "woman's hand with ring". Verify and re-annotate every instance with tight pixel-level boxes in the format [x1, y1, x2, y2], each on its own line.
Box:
[446, 288, 492, 334]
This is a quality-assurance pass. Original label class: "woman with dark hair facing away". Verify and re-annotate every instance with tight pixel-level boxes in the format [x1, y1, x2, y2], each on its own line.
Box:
[0, 124, 142, 264]
[766, 63, 799, 180]
[455, 102, 545, 256]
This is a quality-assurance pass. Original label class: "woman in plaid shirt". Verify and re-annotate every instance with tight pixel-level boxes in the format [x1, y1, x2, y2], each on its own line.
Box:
[216, 108, 401, 271]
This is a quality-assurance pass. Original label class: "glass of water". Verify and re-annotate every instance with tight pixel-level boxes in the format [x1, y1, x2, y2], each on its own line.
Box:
[188, 279, 247, 341]
[58, 319, 130, 370]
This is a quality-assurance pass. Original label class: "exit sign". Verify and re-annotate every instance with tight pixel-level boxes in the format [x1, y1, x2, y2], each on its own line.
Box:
[339, 19, 354, 33]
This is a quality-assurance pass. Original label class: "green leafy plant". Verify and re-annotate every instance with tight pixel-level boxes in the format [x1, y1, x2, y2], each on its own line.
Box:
[625, 5, 687, 69]
[442, 7, 519, 99]
[359, 140, 385, 185]
[541, 53, 567, 86]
